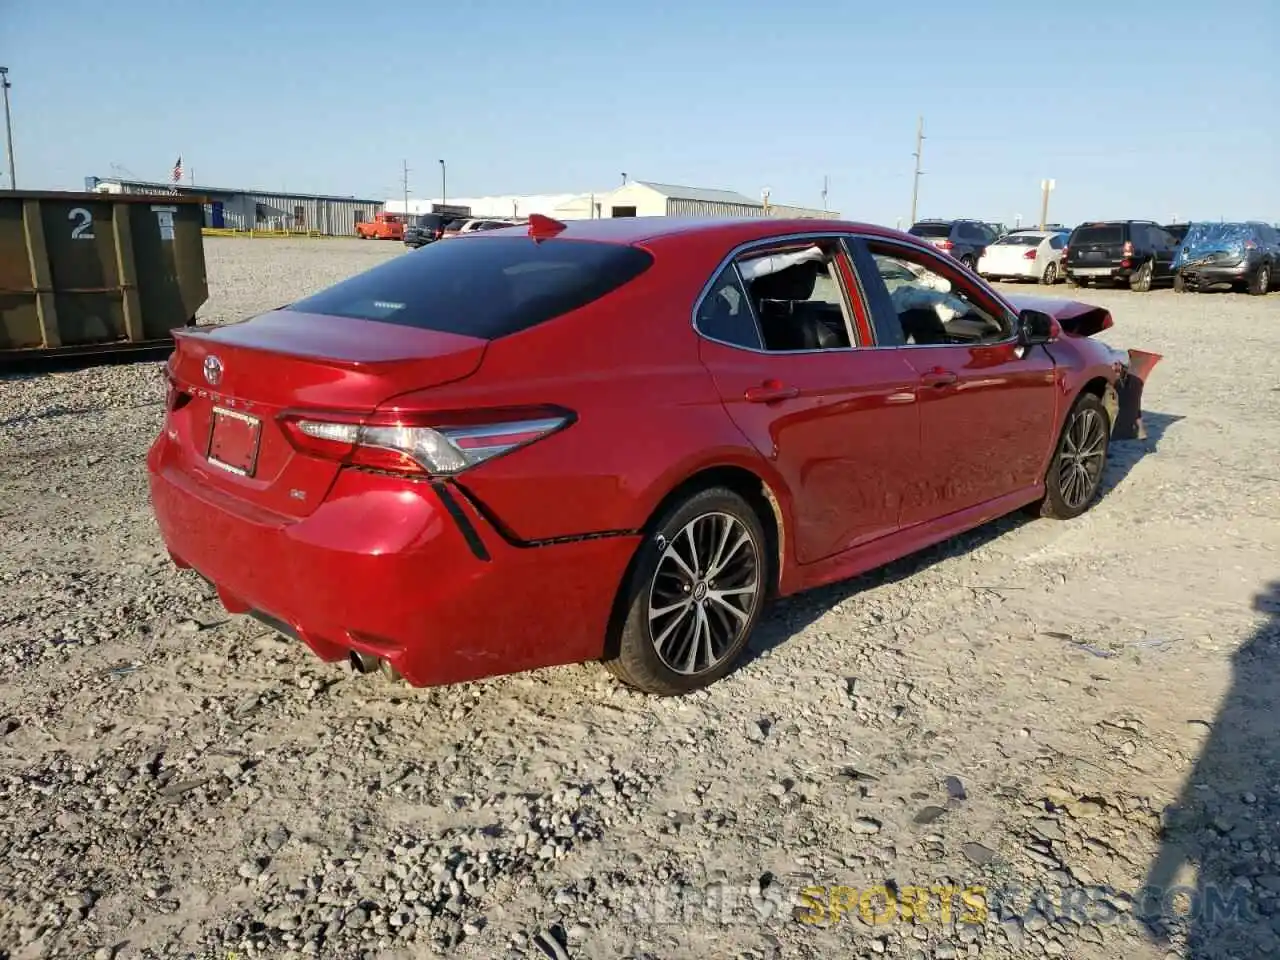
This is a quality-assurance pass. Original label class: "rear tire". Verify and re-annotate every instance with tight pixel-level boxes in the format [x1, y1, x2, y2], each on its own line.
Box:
[1174, 271, 1186, 293]
[1038, 394, 1111, 521]
[960, 254, 976, 270]
[604, 487, 768, 696]
[1067, 273, 1088, 288]
[1249, 262, 1272, 296]
[1041, 262, 1058, 285]
[1129, 261, 1154, 292]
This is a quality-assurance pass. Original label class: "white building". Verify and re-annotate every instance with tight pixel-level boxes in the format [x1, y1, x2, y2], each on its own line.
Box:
[386, 180, 836, 222]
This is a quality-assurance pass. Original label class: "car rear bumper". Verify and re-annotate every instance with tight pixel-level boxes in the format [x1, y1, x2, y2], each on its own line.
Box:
[1066, 263, 1127, 279]
[979, 260, 1039, 279]
[147, 436, 640, 687]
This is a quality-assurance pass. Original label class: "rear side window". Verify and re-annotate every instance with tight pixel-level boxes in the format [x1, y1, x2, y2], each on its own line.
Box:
[1072, 225, 1125, 245]
[287, 237, 653, 339]
[1049, 234, 1065, 249]
[909, 223, 952, 239]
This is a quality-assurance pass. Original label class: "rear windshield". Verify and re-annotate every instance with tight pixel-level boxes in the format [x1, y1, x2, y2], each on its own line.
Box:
[1072, 225, 1124, 245]
[286, 237, 653, 339]
[996, 234, 1042, 246]
[909, 223, 952, 239]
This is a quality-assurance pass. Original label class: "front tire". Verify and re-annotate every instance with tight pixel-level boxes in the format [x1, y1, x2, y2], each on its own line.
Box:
[604, 488, 768, 695]
[1039, 394, 1111, 520]
[1249, 262, 1272, 296]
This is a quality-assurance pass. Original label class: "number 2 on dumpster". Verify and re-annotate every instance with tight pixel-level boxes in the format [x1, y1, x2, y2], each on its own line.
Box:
[69, 207, 95, 240]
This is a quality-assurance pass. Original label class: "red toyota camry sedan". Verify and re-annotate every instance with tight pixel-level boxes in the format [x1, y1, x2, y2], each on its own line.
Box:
[148, 215, 1159, 695]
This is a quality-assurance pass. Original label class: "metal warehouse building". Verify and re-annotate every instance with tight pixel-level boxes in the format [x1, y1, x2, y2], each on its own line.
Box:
[386, 181, 837, 222]
[84, 177, 384, 237]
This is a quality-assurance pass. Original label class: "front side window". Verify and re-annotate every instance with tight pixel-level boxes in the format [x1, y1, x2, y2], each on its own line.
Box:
[855, 240, 1012, 346]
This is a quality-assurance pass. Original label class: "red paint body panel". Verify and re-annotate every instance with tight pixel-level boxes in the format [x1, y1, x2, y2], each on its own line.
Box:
[146, 216, 1152, 689]
[149, 438, 637, 684]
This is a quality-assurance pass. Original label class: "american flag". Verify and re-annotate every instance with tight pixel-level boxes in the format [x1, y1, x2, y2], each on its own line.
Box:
[171, 156, 183, 183]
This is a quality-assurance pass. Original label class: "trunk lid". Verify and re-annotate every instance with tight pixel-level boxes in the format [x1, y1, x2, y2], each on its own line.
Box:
[983, 237, 1040, 271]
[163, 311, 487, 518]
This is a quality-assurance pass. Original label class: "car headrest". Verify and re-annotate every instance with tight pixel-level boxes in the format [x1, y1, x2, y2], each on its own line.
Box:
[751, 260, 821, 302]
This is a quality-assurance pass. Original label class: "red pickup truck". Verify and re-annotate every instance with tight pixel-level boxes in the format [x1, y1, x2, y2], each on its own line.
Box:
[355, 212, 406, 240]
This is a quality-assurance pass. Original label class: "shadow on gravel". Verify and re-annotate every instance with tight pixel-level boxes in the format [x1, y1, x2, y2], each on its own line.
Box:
[1141, 580, 1280, 959]
[1099, 410, 1183, 498]
[744, 510, 1035, 664]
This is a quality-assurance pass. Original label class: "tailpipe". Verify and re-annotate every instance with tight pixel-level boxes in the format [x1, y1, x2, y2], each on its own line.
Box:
[348, 649, 403, 682]
[1112, 348, 1162, 441]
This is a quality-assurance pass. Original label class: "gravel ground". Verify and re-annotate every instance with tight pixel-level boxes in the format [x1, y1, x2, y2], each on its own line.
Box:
[2, 236, 1279, 960]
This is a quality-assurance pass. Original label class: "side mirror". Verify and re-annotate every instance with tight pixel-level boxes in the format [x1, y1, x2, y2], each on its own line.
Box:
[1017, 309, 1060, 346]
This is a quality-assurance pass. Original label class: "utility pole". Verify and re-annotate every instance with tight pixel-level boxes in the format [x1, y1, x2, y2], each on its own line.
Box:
[909, 115, 924, 226]
[0, 67, 15, 189]
[438, 159, 446, 207]
[401, 159, 410, 216]
[821, 174, 828, 211]
[1039, 179, 1055, 230]
[621, 172, 627, 186]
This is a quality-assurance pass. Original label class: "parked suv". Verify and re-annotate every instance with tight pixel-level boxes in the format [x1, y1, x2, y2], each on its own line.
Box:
[1173, 222, 1279, 295]
[907, 219, 996, 270]
[403, 214, 449, 249]
[1063, 221, 1179, 292]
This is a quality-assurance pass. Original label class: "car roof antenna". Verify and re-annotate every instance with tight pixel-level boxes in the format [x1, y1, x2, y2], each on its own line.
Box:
[528, 213, 567, 241]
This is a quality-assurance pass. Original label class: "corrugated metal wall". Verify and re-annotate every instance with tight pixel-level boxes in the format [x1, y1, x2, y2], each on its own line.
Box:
[665, 197, 765, 218]
[112, 182, 382, 236]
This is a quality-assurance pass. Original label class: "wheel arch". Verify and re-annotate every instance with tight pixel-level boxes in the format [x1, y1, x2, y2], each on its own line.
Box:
[600, 460, 790, 664]
[639, 463, 788, 597]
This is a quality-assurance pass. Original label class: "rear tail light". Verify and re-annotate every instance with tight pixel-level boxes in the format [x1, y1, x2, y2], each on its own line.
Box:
[937, 240, 954, 250]
[1245, 239, 1258, 250]
[281, 409, 572, 476]
[1122, 241, 1134, 257]
[1023, 248, 1038, 260]
[1061, 245, 1069, 259]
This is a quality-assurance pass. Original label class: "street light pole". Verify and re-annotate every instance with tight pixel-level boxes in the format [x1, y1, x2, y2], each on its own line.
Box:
[439, 159, 446, 207]
[0, 67, 15, 190]
[1039, 179, 1056, 231]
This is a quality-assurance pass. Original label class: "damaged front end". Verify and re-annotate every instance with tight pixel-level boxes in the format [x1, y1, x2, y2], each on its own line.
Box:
[1102, 346, 1162, 441]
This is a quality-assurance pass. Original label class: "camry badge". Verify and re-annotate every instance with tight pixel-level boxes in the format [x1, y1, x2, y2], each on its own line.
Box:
[203, 355, 223, 386]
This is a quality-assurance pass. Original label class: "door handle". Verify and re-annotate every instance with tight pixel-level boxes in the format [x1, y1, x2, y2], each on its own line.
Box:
[744, 380, 800, 403]
[921, 368, 958, 388]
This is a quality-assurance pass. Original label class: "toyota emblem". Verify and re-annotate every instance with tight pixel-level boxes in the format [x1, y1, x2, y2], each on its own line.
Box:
[203, 355, 223, 385]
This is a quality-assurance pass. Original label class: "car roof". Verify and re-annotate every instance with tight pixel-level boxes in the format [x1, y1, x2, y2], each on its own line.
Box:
[479, 216, 906, 247]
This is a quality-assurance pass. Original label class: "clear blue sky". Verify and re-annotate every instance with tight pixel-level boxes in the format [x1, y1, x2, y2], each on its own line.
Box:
[5, 0, 1277, 226]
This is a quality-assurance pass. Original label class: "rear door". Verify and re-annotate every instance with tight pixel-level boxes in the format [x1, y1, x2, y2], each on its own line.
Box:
[695, 236, 921, 563]
[848, 237, 1060, 524]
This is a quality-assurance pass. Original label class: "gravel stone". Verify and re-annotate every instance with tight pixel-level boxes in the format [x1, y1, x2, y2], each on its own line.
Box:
[1, 243, 1276, 960]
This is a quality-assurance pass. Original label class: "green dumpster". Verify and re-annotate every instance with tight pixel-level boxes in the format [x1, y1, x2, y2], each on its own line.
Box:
[0, 190, 208, 367]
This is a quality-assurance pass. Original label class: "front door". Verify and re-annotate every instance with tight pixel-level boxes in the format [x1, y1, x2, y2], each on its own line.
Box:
[848, 237, 1060, 526]
[694, 236, 921, 564]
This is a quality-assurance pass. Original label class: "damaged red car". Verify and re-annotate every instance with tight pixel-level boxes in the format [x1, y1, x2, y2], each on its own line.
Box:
[147, 215, 1159, 695]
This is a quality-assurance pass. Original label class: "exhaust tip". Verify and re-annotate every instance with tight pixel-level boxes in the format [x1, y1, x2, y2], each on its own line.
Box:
[348, 650, 378, 674]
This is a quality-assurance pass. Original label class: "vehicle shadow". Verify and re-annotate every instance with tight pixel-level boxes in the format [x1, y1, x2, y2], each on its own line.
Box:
[1098, 410, 1183, 498]
[1140, 581, 1280, 958]
[743, 510, 1035, 663]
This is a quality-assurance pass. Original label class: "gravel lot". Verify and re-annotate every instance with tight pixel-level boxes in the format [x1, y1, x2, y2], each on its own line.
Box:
[2, 236, 1278, 960]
